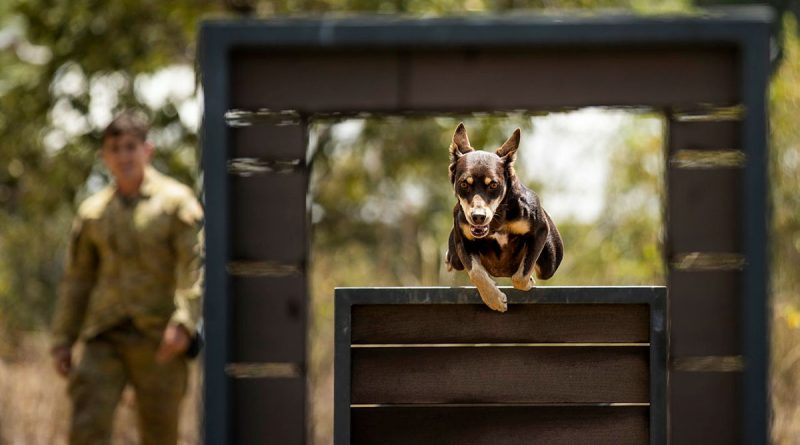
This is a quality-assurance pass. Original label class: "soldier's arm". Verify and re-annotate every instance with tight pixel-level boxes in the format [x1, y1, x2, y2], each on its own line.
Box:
[168, 195, 204, 335]
[51, 217, 98, 350]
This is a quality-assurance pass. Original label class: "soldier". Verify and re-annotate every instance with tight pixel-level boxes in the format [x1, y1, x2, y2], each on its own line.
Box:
[50, 110, 203, 445]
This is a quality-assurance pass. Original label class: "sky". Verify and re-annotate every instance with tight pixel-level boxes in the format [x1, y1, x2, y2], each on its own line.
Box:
[326, 108, 661, 224]
[522, 108, 661, 223]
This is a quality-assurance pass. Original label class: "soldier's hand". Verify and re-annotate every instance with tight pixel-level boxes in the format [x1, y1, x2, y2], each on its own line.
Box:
[52, 346, 72, 377]
[156, 323, 191, 364]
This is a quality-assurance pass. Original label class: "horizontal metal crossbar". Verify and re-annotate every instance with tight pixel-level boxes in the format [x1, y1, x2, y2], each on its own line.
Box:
[225, 362, 304, 378]
[672, 356, 744, 372]
[670, 252, 746, 271]
[227, 260, 303, 277]
[670, 150, 746, 169]
[228, 158, 304, 176]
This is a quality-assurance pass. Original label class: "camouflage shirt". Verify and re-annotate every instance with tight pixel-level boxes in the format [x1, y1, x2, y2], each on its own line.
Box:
[52, 166, 203, 348]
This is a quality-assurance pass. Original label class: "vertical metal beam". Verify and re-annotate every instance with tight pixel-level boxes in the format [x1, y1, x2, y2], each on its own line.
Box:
[226, 119, 310, 443]
[739, 23, 771, 445]
[200, 25, 231, 445]
[650, 290, 667, 445]
[333, 291, 352, 445]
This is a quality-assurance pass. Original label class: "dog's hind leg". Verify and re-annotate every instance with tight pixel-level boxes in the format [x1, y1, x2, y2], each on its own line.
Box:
[534, 210, 564, 280]
[512, 257, 535, 291]
[512, 225, 549, 291]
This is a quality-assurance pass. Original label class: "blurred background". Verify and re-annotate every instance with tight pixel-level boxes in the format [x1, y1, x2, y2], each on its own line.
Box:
[0, 0, 798, 444]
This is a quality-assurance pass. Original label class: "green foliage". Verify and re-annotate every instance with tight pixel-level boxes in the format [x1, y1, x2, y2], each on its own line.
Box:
[0, 0, 223, 349]
[771, 15, 800, 295]
[0, 0, 685, 349]
[6, 0, 800, 442]
[549, 115, 665, 286]
[309, 112, 665, 292]
[310, 115, 532, 286]
[769, 15, 800, 444]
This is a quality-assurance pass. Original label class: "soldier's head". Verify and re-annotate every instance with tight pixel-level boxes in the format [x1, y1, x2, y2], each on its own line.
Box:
[101, 110, 153, 188]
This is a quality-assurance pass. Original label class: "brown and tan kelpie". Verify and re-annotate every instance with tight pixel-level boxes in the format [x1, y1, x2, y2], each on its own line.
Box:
[445, 123, 564, 312]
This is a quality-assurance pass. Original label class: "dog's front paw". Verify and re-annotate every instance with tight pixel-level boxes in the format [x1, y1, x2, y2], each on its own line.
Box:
[478, 285, 508, 312]
[512, 272, 535, 291]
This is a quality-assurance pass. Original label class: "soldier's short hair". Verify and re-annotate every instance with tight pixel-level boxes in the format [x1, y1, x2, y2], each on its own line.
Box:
[102, 110, 149, 143]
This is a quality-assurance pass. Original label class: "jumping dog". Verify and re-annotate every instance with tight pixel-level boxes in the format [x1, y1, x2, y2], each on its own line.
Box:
[445, 123, 564, 312]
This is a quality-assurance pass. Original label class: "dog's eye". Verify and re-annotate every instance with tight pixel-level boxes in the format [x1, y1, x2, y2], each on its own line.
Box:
[489, 181, 498, 189]
[459, 181, 469, 189]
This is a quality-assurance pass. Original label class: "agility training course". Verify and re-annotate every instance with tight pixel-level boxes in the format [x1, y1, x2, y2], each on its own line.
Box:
[201, 8, 772, 444]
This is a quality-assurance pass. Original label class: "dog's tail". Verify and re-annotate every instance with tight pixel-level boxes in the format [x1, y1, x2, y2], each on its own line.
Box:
[535, 210, 564, 280]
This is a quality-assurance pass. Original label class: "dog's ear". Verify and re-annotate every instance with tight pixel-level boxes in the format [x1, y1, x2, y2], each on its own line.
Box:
[449, 123, 474, 183]
[450, 123, 474, 161]
[496, 128, 520, 172]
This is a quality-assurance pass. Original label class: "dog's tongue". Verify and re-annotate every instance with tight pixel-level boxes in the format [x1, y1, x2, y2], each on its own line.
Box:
[470, 225, 489, 238]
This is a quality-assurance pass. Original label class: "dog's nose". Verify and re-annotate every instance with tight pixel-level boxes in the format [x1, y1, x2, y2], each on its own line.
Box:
[471, 212, 487, 225]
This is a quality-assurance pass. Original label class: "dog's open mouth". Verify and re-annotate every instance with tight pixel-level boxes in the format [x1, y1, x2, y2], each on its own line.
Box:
[470, 224, 490, 238]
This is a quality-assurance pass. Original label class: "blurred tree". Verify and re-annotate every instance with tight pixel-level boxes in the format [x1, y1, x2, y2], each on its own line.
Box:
[770, 17, 800, 307]
[308, 111, 665, 288]
[0, 0, 223, 352]
[768, 15, 800, 444]
[548, 114, 665, 286]
[0, 0, 672, 353]
[6, 0, 799, 443]
[309, 116, 533, 287]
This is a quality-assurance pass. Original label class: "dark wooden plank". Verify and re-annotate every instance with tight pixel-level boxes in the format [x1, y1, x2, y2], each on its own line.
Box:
[667, 168, 741, 253]
[231, 124, 307, 158]
[230, 47, 737, 112]
[340, 286, 665, 306]
[669, 271, 740, 356]
[231, 50, 400, 111]
[230, 172, 307, 263]
[670, 371, 740, 445]
[233, 377, 306, 445]
[669, 121, 741, 153]
[351, 405, 648, 445]
[405, 47, 738, 110]
[351, 303, 649, 344]
[232, 276, 307, 362]
[351, 346, 649, 404]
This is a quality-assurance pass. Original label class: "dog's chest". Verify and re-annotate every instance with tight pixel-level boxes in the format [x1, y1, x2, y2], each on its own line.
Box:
[489, 231, 509, 248]
[475, 230, 525, 277]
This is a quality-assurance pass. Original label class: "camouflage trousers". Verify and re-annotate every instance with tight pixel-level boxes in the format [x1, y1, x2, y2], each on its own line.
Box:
[67, 320, 187, 445]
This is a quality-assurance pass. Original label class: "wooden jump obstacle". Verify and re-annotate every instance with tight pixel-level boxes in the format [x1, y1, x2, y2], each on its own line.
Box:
[335, 287, 666, 445]
[200, 8, 772, 444]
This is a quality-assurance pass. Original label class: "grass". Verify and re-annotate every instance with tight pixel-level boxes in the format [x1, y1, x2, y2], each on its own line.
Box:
[0, 333, 201, 445]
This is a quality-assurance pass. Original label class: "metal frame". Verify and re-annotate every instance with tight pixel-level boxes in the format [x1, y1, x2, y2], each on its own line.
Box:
[200, 8, 771, 444]
[334, 286, 667, 445]
[198, 27, 230, 445]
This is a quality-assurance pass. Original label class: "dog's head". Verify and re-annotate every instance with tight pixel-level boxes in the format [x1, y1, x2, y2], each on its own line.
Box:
[448, 123, 520, 239]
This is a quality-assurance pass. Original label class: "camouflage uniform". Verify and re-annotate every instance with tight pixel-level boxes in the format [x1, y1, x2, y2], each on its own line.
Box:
[52, 166, 203, 445]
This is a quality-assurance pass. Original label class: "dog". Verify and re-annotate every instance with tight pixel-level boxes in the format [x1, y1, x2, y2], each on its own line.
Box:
[445, 123, 564, 312]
